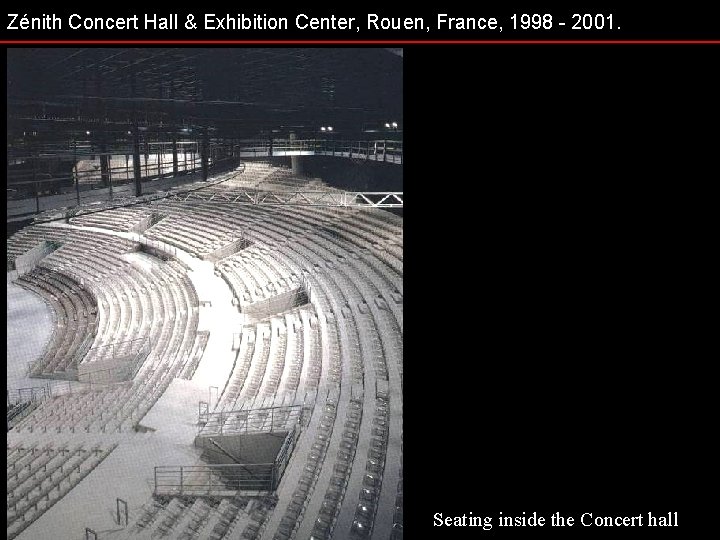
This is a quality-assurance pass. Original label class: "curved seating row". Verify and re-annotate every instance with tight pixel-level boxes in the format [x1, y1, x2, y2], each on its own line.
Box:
[6, 162, 403, 540]
[7, 229, 201, 435]
[15, 267, 98, 377]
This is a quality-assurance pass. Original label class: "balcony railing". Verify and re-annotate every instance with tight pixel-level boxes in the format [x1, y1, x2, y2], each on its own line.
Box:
[236, 138, 403, 164]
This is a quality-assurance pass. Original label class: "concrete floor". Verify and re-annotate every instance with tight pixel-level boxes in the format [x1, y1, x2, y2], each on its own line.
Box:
[6, 275, 54, 392]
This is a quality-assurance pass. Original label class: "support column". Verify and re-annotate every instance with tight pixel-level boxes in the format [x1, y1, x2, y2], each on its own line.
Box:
[172, 136, 179, 177]
[100, 153, 110, 187]
[200, 130, 209, 181]
[32, 156, 39, 214]
[132, 126, 142, 197]
[74, 141, 80, 205]
[289, 132, 303, 176]
[129, 57, 141, 196]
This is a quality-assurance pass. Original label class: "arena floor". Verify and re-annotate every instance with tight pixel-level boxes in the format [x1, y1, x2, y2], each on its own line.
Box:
[7, 277, 54, 391]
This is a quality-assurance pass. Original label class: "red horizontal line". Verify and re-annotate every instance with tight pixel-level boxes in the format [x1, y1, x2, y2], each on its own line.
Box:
[1, 40, 720, 45]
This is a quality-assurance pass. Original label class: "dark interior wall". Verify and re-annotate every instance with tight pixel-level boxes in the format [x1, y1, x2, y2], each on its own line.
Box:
[257, 156, 403, 217]
[7, 219, 34, 238]
[264, 156, 403, 192]
[7, 49, 402, 140]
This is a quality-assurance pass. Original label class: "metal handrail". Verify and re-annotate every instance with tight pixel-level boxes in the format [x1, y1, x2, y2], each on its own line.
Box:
[235, 138, 403, 164]
[154, 463, 277, 495]
[7, 385, 49, 406]
[155, 423, 301, 495]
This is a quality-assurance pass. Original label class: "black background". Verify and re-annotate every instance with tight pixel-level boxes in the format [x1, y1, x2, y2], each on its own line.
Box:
[4, 3, 716, 539]
[402, 44, 713, 537]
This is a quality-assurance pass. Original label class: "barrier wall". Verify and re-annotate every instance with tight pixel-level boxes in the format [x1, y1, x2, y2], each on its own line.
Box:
[14, 241, 60, 275]
[244, 287, 309, 320]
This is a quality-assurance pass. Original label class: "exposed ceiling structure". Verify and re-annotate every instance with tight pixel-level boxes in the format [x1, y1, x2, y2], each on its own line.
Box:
[7, 48, 403, 140]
